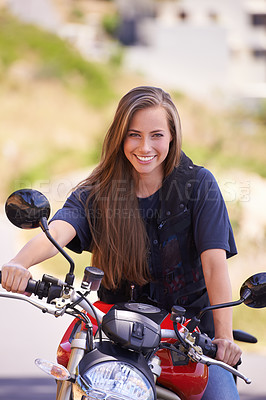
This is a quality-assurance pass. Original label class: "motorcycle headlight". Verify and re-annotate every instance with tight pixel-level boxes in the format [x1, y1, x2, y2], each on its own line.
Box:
[72, 343, 156, 400]
[73, 361, 154, 400]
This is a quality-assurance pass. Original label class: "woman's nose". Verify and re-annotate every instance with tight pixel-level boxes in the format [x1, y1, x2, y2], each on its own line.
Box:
[138, 137, 151, 153]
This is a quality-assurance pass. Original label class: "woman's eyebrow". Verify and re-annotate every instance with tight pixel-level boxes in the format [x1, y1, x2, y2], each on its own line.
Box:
[127, 128, 165, 133]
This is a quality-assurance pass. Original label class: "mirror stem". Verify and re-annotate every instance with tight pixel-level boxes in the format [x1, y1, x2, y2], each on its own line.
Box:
[197, 298, 244, 320]
[39, 217, 75, 286]
[187, 296, 249, 332]
[196, 289, 252, 321]
[240, 287, 252, 301]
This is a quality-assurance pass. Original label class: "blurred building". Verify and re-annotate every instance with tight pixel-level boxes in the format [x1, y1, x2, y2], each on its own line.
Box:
[4, 0, 115, 61]
[3, 0, 266, 101]
[6, 0, 62, 31]
[119, 0, 266, 101]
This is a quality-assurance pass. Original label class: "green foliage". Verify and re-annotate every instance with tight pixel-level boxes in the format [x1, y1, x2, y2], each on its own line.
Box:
[171, 90, 186, 101]
[70, 7, 85, 22]
[257, 99, 266, 124]
[180, 95, 266, 179]
[108, 45, 124, 67]
[0, 12, 114, 106]
[10, 145, 102, 194]
[231, 99, 266, 126]
[102, 13, 120, 37]
[183, 142, 266, 179]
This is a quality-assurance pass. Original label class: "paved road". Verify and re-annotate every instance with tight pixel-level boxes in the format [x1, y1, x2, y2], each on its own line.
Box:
[0, 378, 56, 400]
[0, 377, 265, 400]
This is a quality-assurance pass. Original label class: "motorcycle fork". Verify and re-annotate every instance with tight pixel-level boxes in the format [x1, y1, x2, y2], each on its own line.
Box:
[57, 325, 88, 400]
[156, 386, 181, 400]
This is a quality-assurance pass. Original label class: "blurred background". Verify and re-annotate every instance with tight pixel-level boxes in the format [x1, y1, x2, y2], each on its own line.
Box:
[0, 0, 265, 398]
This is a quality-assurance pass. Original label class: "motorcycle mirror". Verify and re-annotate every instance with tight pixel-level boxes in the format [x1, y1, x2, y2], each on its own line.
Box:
[5, 189, 51, 229]
[240, 273, 266, 308]
[5, 188, 75, 287]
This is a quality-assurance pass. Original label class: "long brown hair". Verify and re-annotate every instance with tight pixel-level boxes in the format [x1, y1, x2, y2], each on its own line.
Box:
[78, 86, 182, 289]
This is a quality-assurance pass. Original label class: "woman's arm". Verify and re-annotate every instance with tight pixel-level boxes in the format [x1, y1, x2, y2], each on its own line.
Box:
[1, 220, 76, 294]
[201, 248, 242, 366]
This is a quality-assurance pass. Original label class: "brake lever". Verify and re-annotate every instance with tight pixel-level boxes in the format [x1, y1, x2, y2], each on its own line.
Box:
[0, 292, 66, 317]
[191, 352, 251, 384]
[161, 327, 251, 384]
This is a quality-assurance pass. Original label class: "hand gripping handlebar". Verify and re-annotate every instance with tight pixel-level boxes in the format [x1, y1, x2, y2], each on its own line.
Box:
[0, 271, 64, 301]
[0, 270, 39, 293]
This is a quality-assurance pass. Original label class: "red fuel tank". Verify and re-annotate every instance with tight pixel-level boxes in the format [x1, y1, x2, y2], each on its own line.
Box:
[57, 301, 208, 400]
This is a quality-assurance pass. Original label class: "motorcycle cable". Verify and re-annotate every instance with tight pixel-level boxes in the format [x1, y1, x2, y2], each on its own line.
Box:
[173, 322, 189, 350]
[64, 292, 92, 325]
[64, 292, 89, 314]
[145, 328, 190, 364]
[69, 310, 95, 351]
[66, 307, 91, 325]
[146, 342, 187, 364]
[144, 345, 161, 363]
[160, 342, 189, 358]
[76, 291, 103, 343]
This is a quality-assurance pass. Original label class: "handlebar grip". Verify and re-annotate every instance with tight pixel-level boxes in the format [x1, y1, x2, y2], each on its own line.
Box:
[0, 271, 39, 294]
[233, 329, 257, 344]
[207, 342, 217, 359]
[25, 278, 39, 293]
[208, 342, 242, 368]
[193, 332, 217, 358]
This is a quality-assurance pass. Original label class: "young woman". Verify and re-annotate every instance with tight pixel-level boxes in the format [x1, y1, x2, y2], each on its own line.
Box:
[1, 86, 241, 399]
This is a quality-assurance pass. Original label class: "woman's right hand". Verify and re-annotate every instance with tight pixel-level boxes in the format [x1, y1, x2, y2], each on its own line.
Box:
[1, 264, 32, 294]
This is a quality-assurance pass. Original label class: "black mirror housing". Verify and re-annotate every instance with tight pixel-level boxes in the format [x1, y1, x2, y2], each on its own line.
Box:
[5, 189, 51, 229]
[240, 273, 266, 308]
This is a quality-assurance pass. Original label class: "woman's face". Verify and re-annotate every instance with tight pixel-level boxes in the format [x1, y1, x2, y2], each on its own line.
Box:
[123, 106, 172, 182]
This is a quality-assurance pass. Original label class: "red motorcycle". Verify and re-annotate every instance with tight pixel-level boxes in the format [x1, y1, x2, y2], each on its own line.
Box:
[1, 189, 265, 400]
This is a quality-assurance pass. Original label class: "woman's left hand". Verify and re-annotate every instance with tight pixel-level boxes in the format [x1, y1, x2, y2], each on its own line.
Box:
[213, 338, 242, 366]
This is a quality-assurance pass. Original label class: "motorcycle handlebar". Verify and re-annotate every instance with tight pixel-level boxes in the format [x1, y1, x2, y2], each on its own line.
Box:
[0, 271, 63, 300]
[207, 342, 217, 358]
[0, 270, 39, 293]
[202, 340, 217, 358]
[0, 271, 252, 367]
[193, 332, 217, 358]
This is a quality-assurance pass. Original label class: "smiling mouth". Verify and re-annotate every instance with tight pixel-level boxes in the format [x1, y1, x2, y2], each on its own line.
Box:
[135, 155, 156, 162]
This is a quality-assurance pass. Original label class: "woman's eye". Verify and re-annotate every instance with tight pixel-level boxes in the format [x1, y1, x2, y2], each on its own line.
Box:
[153, 133, 163, 137]
[128, 132, 139, 137]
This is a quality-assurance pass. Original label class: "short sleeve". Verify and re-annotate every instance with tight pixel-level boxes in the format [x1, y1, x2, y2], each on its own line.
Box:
[191, 168, 237, 258]
[50, 189, 92, 253]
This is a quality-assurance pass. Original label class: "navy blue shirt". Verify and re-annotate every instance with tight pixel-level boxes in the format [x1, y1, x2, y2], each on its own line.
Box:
[51, 168, 237, 259]
[51, 161, 237, 337]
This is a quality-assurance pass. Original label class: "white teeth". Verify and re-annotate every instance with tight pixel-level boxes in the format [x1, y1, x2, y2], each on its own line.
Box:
[136, 155, 155, 161]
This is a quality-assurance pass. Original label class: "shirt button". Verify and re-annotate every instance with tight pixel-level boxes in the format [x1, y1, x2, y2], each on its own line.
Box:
[187, 182, 192, 188]
[180, 203, 185, 209]
[166, 211, 171, 216]
[189, 165, 193, 169]
[153, 239, 158, 245]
